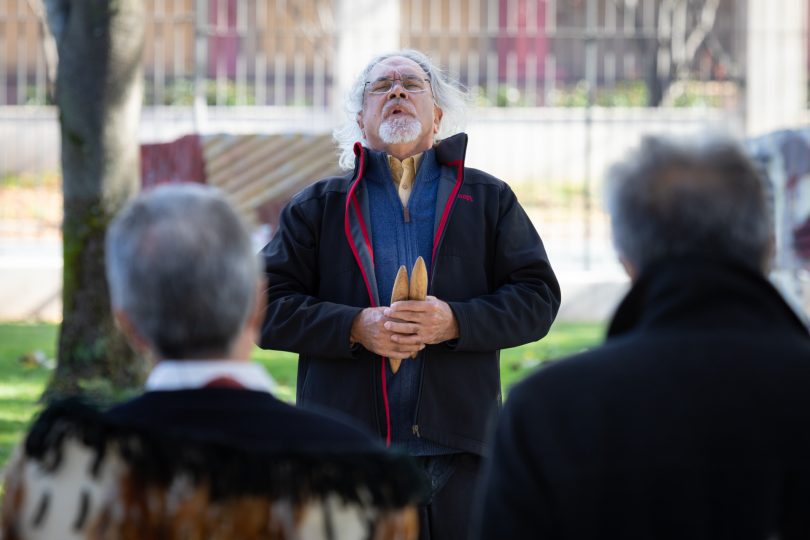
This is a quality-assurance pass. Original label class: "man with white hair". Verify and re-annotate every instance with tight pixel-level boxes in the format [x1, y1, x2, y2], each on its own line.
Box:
[474, 134, 810, 539]
[260, 49, 561, 539]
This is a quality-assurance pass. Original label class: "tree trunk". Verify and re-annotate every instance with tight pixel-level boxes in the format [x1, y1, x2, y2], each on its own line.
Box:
[645, 45, 667, 107]
[45, 0, 147, 400]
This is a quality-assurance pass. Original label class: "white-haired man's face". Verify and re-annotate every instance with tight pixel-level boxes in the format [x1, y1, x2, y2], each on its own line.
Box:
[357, 56, 443, 160]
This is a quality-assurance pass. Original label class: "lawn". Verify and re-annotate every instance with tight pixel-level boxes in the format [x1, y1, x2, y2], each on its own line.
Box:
[0, 321, 604, 471]
[0, 324, 59, 472]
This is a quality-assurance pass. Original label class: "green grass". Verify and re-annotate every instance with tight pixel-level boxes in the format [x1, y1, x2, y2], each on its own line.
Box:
[251, 349, 299, 402]
[500, 322, 605, 391]
[0, 321, 603, 472]
[0, 324, 59, 469]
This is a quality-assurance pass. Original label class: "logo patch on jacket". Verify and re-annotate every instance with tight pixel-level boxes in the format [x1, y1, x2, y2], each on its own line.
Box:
[457, 193, 473, 202]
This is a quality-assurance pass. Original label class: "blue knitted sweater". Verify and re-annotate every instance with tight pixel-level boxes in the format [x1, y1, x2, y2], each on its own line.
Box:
[366, 149, 454, 455]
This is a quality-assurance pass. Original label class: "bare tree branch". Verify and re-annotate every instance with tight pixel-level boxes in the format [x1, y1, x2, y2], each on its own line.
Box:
[681, 0, 721, 71]
[26, 0, 60, 100]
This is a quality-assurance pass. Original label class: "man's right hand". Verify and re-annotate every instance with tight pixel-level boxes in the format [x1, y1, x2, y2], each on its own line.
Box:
[350, 307, 425, 359]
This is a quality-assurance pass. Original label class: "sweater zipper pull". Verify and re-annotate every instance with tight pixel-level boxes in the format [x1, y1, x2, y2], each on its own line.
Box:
[403, 207, 410, 223]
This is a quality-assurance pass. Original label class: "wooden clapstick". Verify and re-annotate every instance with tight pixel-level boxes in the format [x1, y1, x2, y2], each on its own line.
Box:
[408, 257, 428, 359]
[389, 265, 410, 374]
[408, 257, 428, 301]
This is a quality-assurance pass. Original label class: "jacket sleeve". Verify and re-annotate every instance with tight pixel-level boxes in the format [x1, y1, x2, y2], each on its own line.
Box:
[259, 197, 363, 358]
[447, 184, 561, 351]
[473, 382, 554, 539]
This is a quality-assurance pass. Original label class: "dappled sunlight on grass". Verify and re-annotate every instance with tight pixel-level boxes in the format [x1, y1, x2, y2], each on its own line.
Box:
[0, 380, 47, 400]
[0, 323, 56, 468]
[0, 403, 46, 466]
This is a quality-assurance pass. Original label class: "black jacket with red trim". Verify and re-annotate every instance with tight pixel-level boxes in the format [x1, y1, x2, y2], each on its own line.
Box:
[259, 132, 561, 455]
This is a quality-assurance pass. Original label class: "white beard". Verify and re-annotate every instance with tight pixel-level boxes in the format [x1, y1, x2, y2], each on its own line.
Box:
[378, 116, 422, 145]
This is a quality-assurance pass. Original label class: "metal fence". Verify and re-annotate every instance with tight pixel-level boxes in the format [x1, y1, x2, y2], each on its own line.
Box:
[0, 0, 752, 109]
[1, 0, 808, 277]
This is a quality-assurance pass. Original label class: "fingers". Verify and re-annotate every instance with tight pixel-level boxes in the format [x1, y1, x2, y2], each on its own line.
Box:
[387, 300, 435, 315]
[384, 320, 420, 334]
[353, 307, 422, 357]
[369, 297, 457, 353]
[389, 333, 425, 346]
[371, 315, 423, 357]
[390, 297, 458, 345]
[384, 301, 439, 326]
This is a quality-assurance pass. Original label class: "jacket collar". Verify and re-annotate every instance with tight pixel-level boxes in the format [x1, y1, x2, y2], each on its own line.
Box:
[145, 360, 276, 393]
[607, 256, 810, 339]
[351, 132, 469, 173]
[434, 133, 468, 165]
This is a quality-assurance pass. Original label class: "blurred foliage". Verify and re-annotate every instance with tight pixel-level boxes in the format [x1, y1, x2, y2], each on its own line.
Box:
[144, 79, 260, 106]
[24, 87, 55, 106]
[550, 80, 649, 107]
[0, 171, 61, 189]
[471, 84, 529, 107]
[467, 79, 736, 108]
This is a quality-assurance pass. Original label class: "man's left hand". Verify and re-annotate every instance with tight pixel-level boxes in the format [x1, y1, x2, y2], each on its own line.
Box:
[383, 296, 459, 347]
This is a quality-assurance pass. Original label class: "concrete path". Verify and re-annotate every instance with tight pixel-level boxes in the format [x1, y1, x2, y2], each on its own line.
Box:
[0, 237, 62, 321]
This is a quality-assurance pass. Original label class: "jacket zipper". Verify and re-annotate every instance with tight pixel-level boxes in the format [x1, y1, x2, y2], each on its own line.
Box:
[411, 345, 427, 438]
[411, 160, 464, 438]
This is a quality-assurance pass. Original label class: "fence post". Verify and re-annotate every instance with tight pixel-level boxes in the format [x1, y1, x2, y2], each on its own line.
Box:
[746, 0, 807, 136]
[583, 0, 598, 272]
[194, 0, 209, 133]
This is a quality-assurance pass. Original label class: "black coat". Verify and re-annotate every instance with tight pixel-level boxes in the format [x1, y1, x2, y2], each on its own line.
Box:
[259, 133, 560, 454]
[475, 258, 810, 540]
[106, 387, 380, 451]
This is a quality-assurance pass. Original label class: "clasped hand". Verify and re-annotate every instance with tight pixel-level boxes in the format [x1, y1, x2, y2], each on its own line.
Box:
[350, 296, 459, 360]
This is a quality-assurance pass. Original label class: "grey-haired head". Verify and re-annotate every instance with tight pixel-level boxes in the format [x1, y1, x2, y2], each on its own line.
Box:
[604, 133, 772, 277]
[105, 183, 260, 359]
[333, 49, 468, 170]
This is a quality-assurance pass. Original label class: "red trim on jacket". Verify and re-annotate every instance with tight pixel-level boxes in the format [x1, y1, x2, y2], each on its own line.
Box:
[379, 360, 391, 447]
[350, 195, 374, 266]
[344, 149, 376, 308]
[343, 143, 392, 447]
[432, 160, 464, 266]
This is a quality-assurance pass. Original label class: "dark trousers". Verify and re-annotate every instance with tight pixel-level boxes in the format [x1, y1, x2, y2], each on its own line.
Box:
[416, 453, 482, 540]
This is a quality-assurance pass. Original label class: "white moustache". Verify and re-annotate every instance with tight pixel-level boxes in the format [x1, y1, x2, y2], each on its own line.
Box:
[383, 100, 417, 118]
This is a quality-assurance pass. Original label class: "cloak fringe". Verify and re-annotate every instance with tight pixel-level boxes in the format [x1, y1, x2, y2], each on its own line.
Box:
[25, 399, 428, 508]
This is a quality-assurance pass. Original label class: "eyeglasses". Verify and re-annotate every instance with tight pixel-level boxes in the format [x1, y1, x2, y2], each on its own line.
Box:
[364, 75, 431, 95]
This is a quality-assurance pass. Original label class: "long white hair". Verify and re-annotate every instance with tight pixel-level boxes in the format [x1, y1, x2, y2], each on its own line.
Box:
[333, 49, 468, 170]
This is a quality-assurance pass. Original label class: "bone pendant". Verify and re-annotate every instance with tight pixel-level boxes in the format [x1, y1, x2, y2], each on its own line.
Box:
[389, 266, 410, 373]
